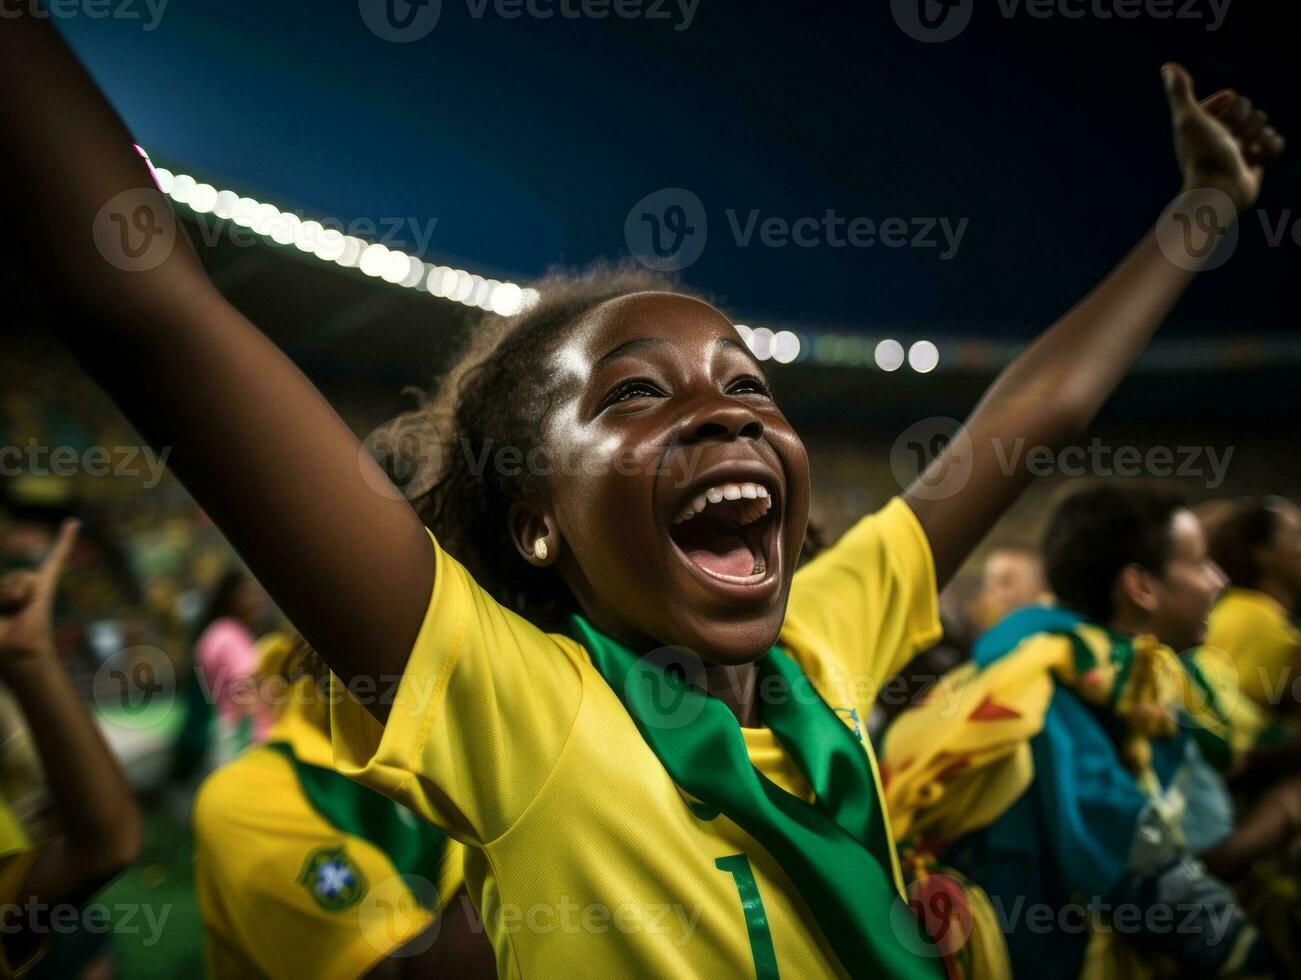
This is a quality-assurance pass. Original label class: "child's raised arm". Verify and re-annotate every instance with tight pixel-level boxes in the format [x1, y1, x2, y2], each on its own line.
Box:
[904, 65, 1285, 587]
[0, 10, 433, 699]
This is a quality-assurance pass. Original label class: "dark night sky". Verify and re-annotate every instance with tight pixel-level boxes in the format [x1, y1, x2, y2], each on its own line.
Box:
[59, 0, 1301, 338]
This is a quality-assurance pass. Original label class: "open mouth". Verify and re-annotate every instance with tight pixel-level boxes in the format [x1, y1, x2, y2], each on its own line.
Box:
[668, 481, 778, 587]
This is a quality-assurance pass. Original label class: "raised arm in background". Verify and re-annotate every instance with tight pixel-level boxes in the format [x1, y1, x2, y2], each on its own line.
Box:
[0, 520, 141, 962]
[905, 65, 1285, 587]
[0, 10, 432, 706]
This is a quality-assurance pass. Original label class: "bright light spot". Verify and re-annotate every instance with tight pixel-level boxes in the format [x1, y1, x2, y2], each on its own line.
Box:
[908, 340, 940, 374]
[268, 210, 300, 246]
[232, 197, 259, 227]
[250, 203, 281, 236]
[213, 190, 239, 220]
[153, 168, 175, 194]
[772, 330, 801, 364]
[337, 236, 365, 267]
[400, 257, 426, 288]
[450, 270, 475, 303]
[359, 243, 390, 277]
[490, 281, 524, 315]
[381, 250, 412, 284]
[750, 327, 774, 361]
[477, 279, 500, 309]
[295, 220, 322, 252]
[426, 266, 455, 297]
[875, 339, 905, 372]
[314, 228, 346, 262]
[734, 323, 754, 344]
[170, 173, 197, 204]
[188, 183, 218, 214]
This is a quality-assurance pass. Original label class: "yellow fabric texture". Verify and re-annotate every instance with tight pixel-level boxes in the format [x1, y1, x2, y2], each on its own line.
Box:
[1206, 587, 1301, 716]
[330, 497, 942, 979]
[0, 792, 38, 980]
[195, 663, 464, 980]
[879, 625, 1241, 846]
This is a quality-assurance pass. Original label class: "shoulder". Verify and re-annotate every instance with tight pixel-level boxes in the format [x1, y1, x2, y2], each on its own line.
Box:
[194, 747, 299, 838]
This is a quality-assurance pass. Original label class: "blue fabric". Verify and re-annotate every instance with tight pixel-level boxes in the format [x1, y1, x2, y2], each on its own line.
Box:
[961, 606, 1153, 978]
[956, 607, 1254, 978]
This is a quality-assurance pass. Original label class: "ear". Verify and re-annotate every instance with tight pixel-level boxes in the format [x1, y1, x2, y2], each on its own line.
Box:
[1118, 564, 1161, 615]
[508, 501, 561, 568]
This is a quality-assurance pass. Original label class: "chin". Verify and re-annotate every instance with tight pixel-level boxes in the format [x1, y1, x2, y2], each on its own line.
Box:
[677, 607, 786, 666]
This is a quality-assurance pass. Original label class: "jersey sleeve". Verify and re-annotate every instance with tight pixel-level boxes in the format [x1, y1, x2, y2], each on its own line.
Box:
[782, 497, 942, 688]
[193, 752, 436, 980]
[330, 529, 584, 845]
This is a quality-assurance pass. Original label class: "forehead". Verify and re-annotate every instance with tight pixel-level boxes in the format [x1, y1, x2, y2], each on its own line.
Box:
[565, 291, 743, 361]
[1170, 509, 1205, 555]
[986, 550, 1036, 575]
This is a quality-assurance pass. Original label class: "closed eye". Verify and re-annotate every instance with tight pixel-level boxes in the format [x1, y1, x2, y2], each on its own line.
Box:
[598, 378, 666, 412]
[726, 374, 772, 397]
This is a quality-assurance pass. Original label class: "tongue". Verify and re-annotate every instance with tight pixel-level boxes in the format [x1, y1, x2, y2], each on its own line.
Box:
[684, 533, 756, 579]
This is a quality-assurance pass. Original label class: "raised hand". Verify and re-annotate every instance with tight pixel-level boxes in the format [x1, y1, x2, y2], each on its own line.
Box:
[0, 519, 80, 665]
[1164, 62, 1285, 213]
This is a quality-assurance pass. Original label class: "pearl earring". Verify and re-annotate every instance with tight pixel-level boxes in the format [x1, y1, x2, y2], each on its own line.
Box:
[533, 539, 548, 562]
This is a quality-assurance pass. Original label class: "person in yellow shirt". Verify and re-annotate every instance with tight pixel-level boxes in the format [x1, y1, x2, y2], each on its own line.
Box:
[1205, 497, 1301, 716]
[0, 520, 140, 977]
[193, 634, 495, 979]
[8, 8, 1287, 974]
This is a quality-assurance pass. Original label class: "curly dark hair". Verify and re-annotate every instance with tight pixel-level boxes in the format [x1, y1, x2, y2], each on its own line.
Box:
[366, 261, 821, 634]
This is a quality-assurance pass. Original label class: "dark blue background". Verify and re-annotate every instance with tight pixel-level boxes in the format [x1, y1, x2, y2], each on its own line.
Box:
[61, 0, 1300, 338]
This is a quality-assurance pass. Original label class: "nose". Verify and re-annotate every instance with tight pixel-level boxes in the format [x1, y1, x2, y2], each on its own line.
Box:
[680, 394, 764, 444]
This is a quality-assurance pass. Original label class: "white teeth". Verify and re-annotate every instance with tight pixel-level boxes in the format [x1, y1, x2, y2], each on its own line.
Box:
[672, 482, 775, 525]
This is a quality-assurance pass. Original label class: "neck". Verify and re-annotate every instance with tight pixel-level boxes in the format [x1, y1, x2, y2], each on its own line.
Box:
[1106, 611, 1146, 640]
[705, 661, 762, 727]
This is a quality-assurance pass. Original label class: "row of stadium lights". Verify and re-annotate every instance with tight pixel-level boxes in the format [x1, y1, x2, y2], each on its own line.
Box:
[153, 167, 537, 317]
[735, 326, 940, 373]
[152, 166, 939, 373]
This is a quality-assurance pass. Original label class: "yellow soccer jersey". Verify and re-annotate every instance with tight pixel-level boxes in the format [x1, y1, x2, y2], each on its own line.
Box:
[1206, 588, 1301, 715]
[194, 678, 466, 980]
[331, 497, 941, 978]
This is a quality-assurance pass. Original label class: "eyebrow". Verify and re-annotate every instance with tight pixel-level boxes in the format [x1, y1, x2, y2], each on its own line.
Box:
[593, 335, 764, 372]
